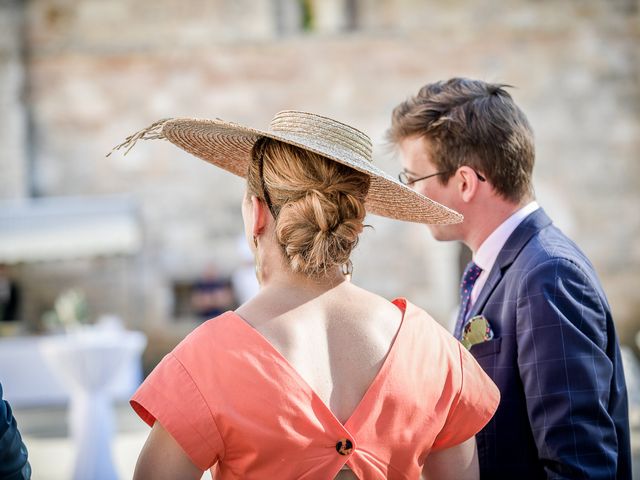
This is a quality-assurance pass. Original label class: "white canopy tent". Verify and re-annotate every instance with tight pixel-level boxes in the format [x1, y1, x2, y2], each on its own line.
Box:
[0, 195, 142, 264]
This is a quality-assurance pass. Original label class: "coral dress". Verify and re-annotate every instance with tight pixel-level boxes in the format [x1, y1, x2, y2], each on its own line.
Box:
[131, 298, 499, 479]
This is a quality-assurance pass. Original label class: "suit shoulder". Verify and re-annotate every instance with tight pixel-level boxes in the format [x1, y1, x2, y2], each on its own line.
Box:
[510, 225, 609, 305]
[517, 224, 596, 275]
[514, 233, 610, 317]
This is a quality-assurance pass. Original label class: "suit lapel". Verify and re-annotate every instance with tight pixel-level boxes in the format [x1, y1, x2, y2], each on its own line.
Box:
[467, 208, 553, 319]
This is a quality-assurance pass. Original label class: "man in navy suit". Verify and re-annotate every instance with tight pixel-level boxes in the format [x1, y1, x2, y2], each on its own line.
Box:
[389, 78, 630, 479]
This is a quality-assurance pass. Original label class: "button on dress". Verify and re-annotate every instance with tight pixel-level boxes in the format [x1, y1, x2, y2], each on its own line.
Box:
[131, 298, 499, 479]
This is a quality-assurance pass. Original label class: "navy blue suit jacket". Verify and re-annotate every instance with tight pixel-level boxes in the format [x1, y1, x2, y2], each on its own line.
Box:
[466, 209, 630, 479]
[0, 382, 30, 480]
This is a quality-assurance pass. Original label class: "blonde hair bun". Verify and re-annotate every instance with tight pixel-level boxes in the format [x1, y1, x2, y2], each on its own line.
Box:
[247, 138, 370, 276]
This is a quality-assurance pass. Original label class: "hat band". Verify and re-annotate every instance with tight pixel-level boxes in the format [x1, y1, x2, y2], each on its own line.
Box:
[270, 111, 372, 163]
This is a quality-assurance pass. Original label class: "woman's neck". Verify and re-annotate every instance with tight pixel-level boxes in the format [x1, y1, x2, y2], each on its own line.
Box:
[260, 264, 347, 297]
[255, 239, 344, 292]
[237, 260, 350, 323]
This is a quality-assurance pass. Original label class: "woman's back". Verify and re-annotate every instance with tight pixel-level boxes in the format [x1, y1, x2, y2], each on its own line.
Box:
[132, 294, 498, 479]
[236, 281, 403, 426]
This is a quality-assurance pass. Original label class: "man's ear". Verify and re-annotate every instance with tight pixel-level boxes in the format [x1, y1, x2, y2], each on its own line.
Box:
[457, 166, 481, 203]
[251, 196, 268, 237]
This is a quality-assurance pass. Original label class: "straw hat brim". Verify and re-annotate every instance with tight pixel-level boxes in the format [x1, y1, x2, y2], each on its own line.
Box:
[154, 117, 462, 225]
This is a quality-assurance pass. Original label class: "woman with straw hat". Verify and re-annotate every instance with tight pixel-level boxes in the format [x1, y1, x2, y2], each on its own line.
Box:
[115, 111, 499, 479]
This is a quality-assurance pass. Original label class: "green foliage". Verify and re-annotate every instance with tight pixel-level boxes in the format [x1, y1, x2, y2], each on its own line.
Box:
[42, 289, 90, 332]
[300, 0, 314, 31]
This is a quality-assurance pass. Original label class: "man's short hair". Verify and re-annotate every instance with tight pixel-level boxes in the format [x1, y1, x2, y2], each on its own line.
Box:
[388, 78, 535, 202]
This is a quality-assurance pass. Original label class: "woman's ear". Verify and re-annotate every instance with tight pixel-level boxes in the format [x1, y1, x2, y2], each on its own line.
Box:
[251, 196, 268, 237]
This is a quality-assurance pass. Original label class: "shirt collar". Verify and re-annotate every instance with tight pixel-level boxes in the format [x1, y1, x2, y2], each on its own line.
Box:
[474, 201, 540, 272]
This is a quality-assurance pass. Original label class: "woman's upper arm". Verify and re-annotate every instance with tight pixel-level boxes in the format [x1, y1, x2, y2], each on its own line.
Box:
[133, 421, 205, 480]
[422, 437, 479, 480]
[130, 352, 224, 470]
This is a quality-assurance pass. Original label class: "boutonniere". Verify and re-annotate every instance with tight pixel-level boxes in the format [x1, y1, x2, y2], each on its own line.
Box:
[461, 315, 494, 350]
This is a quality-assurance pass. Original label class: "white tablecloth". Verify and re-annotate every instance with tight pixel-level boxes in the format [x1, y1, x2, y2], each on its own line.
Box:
[40, 329, 146, 480]
[0, 334, 142, 407]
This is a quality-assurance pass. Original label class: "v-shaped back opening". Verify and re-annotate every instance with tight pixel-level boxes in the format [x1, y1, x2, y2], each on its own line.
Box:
[231, 297, 408, 428]
[334, 466, 360, 479]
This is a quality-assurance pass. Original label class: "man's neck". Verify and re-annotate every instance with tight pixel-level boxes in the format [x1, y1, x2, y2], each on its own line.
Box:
[464, 197, 532, 253]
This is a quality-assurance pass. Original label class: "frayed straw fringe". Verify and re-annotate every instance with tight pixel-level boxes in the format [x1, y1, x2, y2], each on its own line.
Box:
[106, 118, 171, 157]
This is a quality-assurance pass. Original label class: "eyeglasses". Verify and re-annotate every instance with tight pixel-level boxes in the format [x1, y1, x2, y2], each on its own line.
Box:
[398, 168, 486, 186]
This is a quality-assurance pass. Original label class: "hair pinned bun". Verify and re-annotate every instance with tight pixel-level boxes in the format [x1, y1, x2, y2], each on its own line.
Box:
[247, 138, 369, 276]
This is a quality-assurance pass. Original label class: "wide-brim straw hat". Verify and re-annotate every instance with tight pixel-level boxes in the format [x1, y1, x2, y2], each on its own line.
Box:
[109, 110, 462, 225]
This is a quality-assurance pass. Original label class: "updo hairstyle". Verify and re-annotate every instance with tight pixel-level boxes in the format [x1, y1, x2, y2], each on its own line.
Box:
[247, 137, 370, 277]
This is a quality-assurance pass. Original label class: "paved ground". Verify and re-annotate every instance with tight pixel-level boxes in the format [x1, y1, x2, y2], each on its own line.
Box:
[14, 402, 212, 480]
[13, 403, 640, 479]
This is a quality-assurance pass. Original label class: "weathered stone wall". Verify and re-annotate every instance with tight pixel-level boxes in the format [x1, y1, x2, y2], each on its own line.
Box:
[4, 0, 639, 342]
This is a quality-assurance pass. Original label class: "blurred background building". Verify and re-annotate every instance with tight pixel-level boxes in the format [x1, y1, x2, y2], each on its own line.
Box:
[0, 0, 638, 478]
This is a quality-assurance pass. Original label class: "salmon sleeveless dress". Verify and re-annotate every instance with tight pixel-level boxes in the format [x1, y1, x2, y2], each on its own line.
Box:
[131, 298, 499, 479]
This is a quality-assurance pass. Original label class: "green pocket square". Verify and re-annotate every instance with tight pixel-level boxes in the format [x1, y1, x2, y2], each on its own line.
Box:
[461, 315, 494, 350]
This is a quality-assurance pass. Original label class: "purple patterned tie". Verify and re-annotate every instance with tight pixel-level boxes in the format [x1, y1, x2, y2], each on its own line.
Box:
[454, 261, 483, 339]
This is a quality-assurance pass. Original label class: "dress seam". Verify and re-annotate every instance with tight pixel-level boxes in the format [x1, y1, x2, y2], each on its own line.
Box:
[171, 352, 227, 462]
